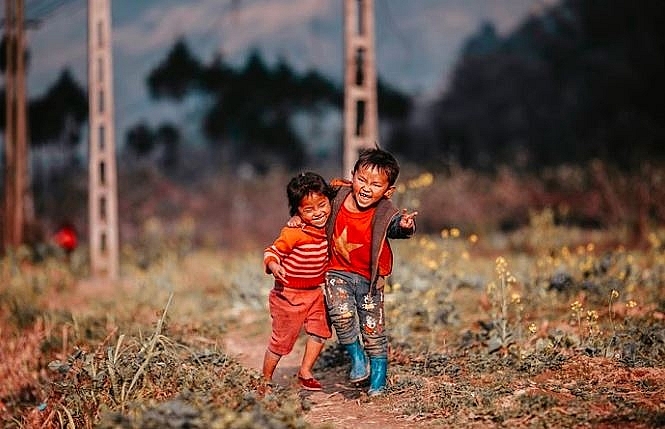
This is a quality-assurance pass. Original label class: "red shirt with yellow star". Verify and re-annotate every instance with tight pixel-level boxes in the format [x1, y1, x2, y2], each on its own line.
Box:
[328, 203, 392, 280]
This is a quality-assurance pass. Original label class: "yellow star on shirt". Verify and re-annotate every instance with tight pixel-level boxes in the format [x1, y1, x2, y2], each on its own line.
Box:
[334, 227, 363, 263]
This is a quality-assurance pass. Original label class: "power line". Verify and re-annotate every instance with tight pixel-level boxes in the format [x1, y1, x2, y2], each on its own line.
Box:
[24, 0, 82, 26]
[0, 0, 82, 28]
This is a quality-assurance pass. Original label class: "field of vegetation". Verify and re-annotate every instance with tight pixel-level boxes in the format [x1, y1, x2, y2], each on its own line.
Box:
[2, 165, 665, 428]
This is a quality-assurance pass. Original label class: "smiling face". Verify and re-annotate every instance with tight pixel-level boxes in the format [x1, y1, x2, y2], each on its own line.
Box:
[348, 165, 396, 211]
[297, 192, 332, 228]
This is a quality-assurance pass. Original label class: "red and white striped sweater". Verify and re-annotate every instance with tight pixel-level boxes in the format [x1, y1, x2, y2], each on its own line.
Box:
[263, 225, 328, 289]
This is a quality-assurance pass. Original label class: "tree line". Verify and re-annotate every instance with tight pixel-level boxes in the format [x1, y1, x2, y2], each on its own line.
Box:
[1, 0, 662, 179]
[391, 0, 664, 171]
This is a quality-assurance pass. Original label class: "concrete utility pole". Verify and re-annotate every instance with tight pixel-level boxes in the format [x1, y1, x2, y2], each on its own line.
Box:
[342, 0, 378, 179]
[2, 0, 32, 252]
[87, 0, 119, 279]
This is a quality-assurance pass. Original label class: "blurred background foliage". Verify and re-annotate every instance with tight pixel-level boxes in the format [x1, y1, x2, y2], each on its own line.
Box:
[0, 0, 663, 249]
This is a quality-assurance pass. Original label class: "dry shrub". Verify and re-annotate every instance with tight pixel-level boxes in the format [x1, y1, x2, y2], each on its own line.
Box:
[4, 161, 665, 428]
[117, 167, 292, 252]
[366, 226, 665, 427]
[0, 244, 310, 428]
[1, 287, 308, 428]
[0, 312, 51, 426]
[24, 160, 665, 255]
[400, 161, 665, 246]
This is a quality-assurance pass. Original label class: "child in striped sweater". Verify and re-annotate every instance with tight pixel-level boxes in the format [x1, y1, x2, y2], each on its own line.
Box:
[262, 172, 337, 391]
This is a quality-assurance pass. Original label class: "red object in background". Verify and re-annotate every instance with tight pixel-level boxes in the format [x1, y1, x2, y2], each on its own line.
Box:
[54, 225, 78, 253]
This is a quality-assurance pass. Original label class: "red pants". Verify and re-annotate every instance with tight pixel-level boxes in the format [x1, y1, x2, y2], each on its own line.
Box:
[268, 285, 331, 356]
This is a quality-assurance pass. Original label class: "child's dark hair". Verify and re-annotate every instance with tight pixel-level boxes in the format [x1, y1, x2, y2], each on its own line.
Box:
[287, 172, 337, 216]
[353, 148, 400, 186]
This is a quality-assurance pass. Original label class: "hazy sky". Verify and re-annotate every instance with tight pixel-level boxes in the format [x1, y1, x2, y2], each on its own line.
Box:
[20, 0, 558, 138]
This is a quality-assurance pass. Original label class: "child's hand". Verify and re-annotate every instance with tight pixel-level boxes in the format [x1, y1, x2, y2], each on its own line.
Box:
[268, 261, 289, 284]
[400, 209, 418, 229]
[287, 215, 304, 228]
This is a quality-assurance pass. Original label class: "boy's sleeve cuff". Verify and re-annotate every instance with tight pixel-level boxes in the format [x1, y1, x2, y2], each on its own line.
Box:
[263, 254, 279, 273]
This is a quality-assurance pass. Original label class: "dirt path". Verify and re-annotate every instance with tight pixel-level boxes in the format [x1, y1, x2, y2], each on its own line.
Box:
[223, 311, 419, 428]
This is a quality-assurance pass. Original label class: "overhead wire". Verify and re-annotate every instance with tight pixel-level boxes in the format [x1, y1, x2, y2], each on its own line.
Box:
[24, 0, 83, 24]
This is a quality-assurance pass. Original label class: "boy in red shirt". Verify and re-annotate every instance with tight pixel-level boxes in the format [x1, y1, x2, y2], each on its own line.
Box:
[325, 148, 417, 396]
[262, 172, 337, 390]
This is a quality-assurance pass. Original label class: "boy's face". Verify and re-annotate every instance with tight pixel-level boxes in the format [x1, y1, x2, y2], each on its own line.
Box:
[350, 165, 395, 210]
[297, 192, 331, 228]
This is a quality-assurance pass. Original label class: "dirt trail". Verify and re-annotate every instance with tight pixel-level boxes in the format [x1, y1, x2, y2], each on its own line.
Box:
[223, 311, 419, 429]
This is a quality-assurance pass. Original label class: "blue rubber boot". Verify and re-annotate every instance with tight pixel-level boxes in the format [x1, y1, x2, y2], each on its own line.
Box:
[367, 356, 388, 397]
[344, 340, 369, 383]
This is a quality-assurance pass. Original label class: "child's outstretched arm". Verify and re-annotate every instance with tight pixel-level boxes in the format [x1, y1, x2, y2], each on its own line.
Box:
[388, 209, 417, 238]
[399, 209, 418, 229]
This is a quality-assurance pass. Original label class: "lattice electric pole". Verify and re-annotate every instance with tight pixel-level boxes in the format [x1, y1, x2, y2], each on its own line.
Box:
[342, 0, 378, 179]
[87, 0, 119, 279]
[2, 0, 32, 252]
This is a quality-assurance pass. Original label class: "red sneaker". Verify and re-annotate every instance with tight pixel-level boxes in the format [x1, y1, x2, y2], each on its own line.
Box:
[298, 376, 323, 391]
